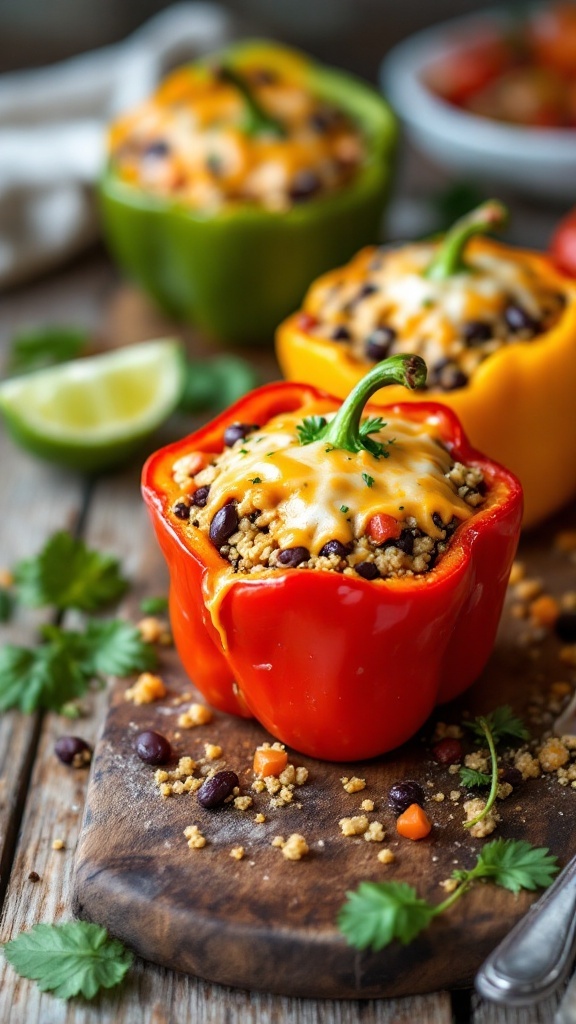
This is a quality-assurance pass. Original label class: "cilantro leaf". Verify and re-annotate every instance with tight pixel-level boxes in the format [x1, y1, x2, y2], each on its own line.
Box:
[0, 587, 14, 623]
[140, 596, 168, 615]
[338, 882, 434, 950]
[0, 644, 88, 713]
[459, 767, 492, 789]
[42, 620, 156, 678]
[466, 706, 529, 746]
[6, 327, 89, 377]
[14, 532, 128, 612]
[296, 415, 328, 445]
[472, 839, 559, 894]
[360, 417, 387, 437]
[362, 473, 374, 488]
[2, 921, 132, 1000]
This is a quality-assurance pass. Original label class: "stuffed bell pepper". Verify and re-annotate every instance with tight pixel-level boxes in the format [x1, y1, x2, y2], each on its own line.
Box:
[142, 355, 522, 761]
[276, 200, 576, 527]
[102, 40, 396, 345]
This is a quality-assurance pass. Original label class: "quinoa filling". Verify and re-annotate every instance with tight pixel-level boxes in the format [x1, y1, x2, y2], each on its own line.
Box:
[169, 407, 486, 582]
[299, 241, 565, 391]
[108, 61, 365, 213]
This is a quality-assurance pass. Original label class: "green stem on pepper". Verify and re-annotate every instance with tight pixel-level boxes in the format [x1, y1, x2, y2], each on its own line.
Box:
[320, 354, 427, 458]
[463, 716, 499, 830]
[218, 65, 286, 138]
[425, 200, 508, 281]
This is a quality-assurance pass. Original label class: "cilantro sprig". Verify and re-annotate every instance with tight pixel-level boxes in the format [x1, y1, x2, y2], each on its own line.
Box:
[6, 326, 89, 376]
[14, 532, 128, 612]
[2, 921, 133, 1000]
[460, 706, 529, 829]
[338, 839, 558, 951]
[0, 620, 155, 713]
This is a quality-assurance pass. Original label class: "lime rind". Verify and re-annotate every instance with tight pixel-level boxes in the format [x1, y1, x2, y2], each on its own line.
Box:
[0, 339, 186, 472]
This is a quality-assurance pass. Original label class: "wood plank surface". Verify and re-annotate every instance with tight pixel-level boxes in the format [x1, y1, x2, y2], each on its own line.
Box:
[472, 994, 563, 1024]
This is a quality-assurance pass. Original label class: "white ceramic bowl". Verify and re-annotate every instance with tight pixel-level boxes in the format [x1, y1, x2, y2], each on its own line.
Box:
[380, 10, 576, 201]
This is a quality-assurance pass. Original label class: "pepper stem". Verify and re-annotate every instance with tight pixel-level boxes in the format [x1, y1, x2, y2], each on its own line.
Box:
[322, 354, 427, 456]
[218, 65, 286, 138]
[425, 200, 508, 281]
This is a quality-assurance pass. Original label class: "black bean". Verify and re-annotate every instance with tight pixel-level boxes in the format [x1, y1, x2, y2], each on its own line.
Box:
[432, 512, 445, 531]
[463, 320, 493, 345]
[289, 170, 321, 202]
[388, 780, 426, 814]
[210, 503, 239, 548]
[319, 540, 350, 559]
[445, 517, 459, 536]
[365, 325, 396, 362]
[392, 529, 414, 555]
[224, 422, 259, 447]
[432, 738, 463, 765]
[191, 486, 210, 508]
[198, 770, 239, 808]
[555, 612, 576, 644]
[277, 546, 310, 568]
[331, 325, 351, 342]
[144, 140, 170, 159]
[355, 561, 380, 580]
[500, 766, 523, 789]
[504, 303, 540, 335]
[135, 730, 172, 766]
[54, 736, 92, 768]
[432, 360, 469, 391]
[173, 501, 191, 520]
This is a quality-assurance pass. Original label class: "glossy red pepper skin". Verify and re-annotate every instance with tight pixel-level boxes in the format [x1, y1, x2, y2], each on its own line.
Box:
[142, 383, 522, 761]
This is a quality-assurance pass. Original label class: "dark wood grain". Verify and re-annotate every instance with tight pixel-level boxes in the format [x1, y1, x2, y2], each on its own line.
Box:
[74, 497, 576, 1000]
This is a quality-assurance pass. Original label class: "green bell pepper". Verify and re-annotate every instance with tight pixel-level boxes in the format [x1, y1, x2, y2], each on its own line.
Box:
[99, 40, 397, 346]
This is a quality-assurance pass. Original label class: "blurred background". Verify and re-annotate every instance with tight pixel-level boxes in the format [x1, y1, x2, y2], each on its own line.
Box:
[0, 0, 515, 77]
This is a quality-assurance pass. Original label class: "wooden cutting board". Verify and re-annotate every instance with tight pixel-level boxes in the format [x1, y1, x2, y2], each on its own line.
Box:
[72, 499, 576, 1000]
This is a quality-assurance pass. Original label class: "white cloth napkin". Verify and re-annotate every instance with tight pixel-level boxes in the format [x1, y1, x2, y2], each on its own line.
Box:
[0, 3, 235, 289]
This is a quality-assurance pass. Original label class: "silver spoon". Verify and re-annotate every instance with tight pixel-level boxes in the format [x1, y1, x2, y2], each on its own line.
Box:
[475, 851, 576, 1006]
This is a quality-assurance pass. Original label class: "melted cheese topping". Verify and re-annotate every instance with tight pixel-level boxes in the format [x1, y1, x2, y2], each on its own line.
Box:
[197, 401, 476, 555]
[108, 63, 364, 212]
[307, 242, 564, 381]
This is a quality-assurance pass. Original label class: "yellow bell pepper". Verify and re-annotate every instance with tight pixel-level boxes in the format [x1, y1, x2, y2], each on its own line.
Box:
[276, 202, 576, 528]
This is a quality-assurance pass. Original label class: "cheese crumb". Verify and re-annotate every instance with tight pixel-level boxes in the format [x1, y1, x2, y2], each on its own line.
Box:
[51, 839, 65, 851]
[339, 815, 369, 837]
[463, 798, 500, 838]
[204, 743, 223, 761]
[514, 750, 541, 780]
[271, 836, 285, 848]
[177, 703, 213, 728]
[377, 848, 395, 865]
[184, 825, 206, 849]
[280, 834, 309, 861]
[538, 738, 570, 772]
[440, 878, 458, 894]
[254, 813, 266, 823]
[508, 561, 525, 585]
[125, 672, 166, 704]
[234, 795, 253, 811]
[137, 616, 168, 644]
[341, 776, 366, 794]
[364, 821, 385, 843]
[361, 799, 375, 812]
[230, 846, 245, 861]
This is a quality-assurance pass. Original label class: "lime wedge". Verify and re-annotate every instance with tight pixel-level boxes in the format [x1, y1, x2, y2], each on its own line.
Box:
[0, 339, 186, 472]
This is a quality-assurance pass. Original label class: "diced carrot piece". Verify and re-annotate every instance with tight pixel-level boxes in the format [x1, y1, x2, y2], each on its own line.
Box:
[396, 803, 432, 840]
[366, 513, 401, 545]
[253, 746, 288, 778]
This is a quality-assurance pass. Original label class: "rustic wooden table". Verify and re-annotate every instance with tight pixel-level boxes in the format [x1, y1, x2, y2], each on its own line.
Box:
[0, 153, 571, 1022]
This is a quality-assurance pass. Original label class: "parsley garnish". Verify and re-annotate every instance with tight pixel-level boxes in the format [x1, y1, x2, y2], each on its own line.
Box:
[459, 767, 492, 790]
[0, 587, 14, 623]
[14, 532, 127, 612]
[249, 477, 262, 484]
[338, 839, 558, 951]
[2, 921, 133, 1000]
[466, 705, 529, 746]
[0, 620, 155, 713]
[362, 473, 374, 488]
[340, 505, 349, 514]
[296, 416, 327, 445]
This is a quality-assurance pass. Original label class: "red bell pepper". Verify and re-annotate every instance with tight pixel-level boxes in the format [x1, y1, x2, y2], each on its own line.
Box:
[142, 357, 522, 762]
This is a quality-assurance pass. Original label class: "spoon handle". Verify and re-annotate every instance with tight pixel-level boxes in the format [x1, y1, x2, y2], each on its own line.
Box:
[475, 853, 576, 1006]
